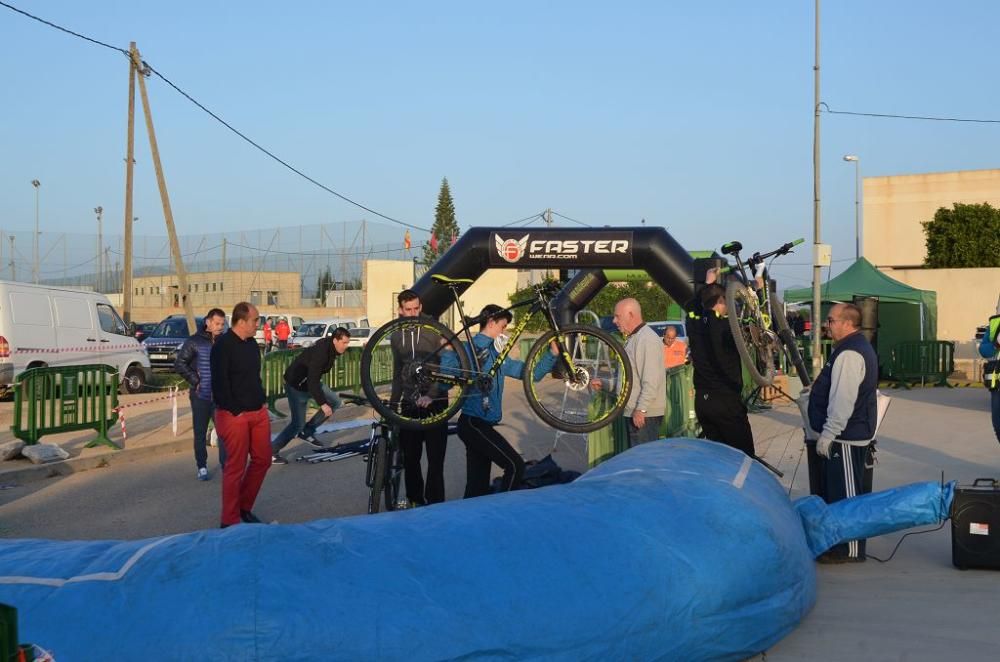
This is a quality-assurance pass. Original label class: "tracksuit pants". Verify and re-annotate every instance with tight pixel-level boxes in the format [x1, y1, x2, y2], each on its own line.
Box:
[819, 441, 875, 560]
[215, 406, 272, 526]
[695, 389, 756, 458]
[400, 424, 448, 505]
[458, 414, 524, 498]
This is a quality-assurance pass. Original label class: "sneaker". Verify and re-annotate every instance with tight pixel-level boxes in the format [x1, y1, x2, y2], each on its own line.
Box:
[271, 454, 288, 465]
[240, 510, 263, 524]
[297, 432, 324, 448]
[197, 467, 210, 481]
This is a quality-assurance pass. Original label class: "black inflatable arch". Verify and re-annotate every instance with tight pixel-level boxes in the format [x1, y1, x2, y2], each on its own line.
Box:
[412, 226, 696, 318]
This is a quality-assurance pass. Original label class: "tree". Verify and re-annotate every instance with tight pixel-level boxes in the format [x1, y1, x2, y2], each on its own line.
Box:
[421, 177, 461, 266]
[507, 279, 676, 333]
[922, 202, 1000, 268]
[315, 267, 334, 299]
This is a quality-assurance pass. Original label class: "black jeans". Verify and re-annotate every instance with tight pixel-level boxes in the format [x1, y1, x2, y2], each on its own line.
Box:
[695, 389, 756, 458]
[191, 394, 226, 469]
[400, 425, 448, 505]
[458, 414, 524, 498]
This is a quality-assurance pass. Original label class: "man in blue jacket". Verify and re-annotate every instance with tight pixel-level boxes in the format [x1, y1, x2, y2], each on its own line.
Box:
[175, 308, 227, 481]
[807, 303, 879, 563]
[979, 314, 1000, 445]
[451, 304, 559, 498]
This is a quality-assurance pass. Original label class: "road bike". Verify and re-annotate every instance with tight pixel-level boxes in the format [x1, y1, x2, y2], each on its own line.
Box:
[358, 276, 632, 434]
[720, 238, 804, 387]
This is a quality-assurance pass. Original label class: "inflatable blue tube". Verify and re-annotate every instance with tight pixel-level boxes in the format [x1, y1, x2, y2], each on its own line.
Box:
[0, 440, 816, 661]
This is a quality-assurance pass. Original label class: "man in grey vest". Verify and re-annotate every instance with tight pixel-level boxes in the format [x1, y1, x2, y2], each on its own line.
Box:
[807, 302, 879, 563]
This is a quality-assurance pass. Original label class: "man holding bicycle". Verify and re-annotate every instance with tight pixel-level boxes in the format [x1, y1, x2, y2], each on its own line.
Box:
[450, 304, 559, 498]
[686, 275, 756, 458]
[390, 290, 450, 506]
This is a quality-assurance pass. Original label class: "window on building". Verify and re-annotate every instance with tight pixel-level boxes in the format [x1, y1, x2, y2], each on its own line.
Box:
[135, 287, 139, 296]
[212, 283, 217, 292]
[267, 291, 279, 306]
[194, 284, 199, 293]
[220, 282, 224, 292]
[250, 290, 262, 305]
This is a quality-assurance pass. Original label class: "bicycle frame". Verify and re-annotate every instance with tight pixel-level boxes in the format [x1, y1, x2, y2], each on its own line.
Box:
[426, 284, 580, 388]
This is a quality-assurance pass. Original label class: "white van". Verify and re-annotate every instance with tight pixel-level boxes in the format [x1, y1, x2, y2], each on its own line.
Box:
[0, 281, 152, 393]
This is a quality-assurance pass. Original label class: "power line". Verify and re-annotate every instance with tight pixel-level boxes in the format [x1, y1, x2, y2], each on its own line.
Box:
[0, 1, 430, 233]
[550, 210, 594, 228]
[502, 212, 545, 227]
[822, 103, 1000, 125]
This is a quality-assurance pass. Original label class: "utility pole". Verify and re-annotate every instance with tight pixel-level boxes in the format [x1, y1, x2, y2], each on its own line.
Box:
[221, 237, 227, 272]
[811, 0, 823, 377]
[94, 206, 104, 291]
[132, 44, 197, 334]
[8, 235, 15, 281]
[545, 208, 553, 227]
[122, 42, 138, 324]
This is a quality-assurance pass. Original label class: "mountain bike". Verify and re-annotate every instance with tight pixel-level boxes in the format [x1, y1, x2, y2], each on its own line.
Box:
[720, 238, 804, 387]
[358, 276, 632, 434]
[336, 393, 405, 514]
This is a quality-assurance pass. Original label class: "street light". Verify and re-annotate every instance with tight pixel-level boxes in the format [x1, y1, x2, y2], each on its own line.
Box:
[30, 179, 40, 284]
[843, 155, 860, 259]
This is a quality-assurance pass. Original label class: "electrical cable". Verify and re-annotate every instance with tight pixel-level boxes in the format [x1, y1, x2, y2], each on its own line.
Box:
[822, 103, 1000, 124]
[550, 210, 594, 228]
[0, 1, 430, 233]
[501, 212, 545, 227]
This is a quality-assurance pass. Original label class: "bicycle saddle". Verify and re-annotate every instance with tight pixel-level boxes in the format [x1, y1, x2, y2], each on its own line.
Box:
[431, 274, 475, 285]
[720, 241, 742, 256]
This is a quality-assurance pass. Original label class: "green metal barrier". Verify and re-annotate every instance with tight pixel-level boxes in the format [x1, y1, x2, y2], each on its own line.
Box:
[11, 364, 119, 449]
[264, 345, 397, 416]
[889, 340, 955, 389]
[586, 363, 699, 468]
[261, 349, 304, 416]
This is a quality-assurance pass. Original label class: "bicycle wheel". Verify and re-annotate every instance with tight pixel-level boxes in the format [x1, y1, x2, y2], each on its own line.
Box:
[366, 435, 387, 514]
[725, 280, 776, 387]
[523, 324, 632, 433]
[360, 317, 472, 431]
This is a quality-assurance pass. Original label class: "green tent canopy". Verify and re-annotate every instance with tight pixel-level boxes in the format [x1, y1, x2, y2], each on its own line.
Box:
[783, 258, 937, 368]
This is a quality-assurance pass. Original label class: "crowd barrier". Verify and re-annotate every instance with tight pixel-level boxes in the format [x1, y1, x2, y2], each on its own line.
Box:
[586, 363, 700, 468]
[11, 364, 119, 449]
[888, 340, 955, 389]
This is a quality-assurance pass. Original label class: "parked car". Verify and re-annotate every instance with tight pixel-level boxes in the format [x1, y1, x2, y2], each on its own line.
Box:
[347, 327, 387, 349]
[132, 322, 158, 343]
[287, 319, 357, 349]
[0, 280, 151, 393]
[143, 315, 228, 371]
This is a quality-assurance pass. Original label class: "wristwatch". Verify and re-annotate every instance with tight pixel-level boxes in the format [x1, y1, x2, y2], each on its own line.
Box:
[639, 409, 647, 414]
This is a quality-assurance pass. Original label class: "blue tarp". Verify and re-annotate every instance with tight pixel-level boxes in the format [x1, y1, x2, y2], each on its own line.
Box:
[0, 439, 954, 660]
[0, 440, 815, 661]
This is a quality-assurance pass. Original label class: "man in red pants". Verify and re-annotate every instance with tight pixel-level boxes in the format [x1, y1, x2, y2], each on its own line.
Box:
[211, 301, 271, 527]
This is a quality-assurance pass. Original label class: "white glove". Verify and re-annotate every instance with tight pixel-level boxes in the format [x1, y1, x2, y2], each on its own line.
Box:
[816, 435, 834, 459]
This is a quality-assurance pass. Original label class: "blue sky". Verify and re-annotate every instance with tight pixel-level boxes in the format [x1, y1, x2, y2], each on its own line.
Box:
[2, 1, 999, 288]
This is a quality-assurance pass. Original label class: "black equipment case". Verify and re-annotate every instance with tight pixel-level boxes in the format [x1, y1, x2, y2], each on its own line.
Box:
[951, 478, 1000, 570]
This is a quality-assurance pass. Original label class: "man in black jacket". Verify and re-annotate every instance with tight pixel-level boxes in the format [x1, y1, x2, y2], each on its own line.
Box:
[391, 290, 449, 506]
[175, 308, 227, 480]
[211, 302, 270, 527]
[270, 327, 351, 463]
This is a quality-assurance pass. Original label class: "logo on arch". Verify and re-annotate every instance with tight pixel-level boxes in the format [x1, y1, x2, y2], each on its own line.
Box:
[495, 234, 530, 263]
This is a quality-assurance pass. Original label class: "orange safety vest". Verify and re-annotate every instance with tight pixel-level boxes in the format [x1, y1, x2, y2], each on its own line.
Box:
[663, 339, 687, 369]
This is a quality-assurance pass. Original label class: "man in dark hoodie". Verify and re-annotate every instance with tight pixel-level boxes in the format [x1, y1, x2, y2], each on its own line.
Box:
[175, 308, 227, 480]
[270, 326, 351, 464]
[390, 290, 450, 506]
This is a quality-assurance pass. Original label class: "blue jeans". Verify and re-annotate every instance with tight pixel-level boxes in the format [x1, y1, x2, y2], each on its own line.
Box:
[191, 394, 226, 469]
[271, 383, 343, 454]
[627, 415, 664, 447]
[992, 389, 1000, 446]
